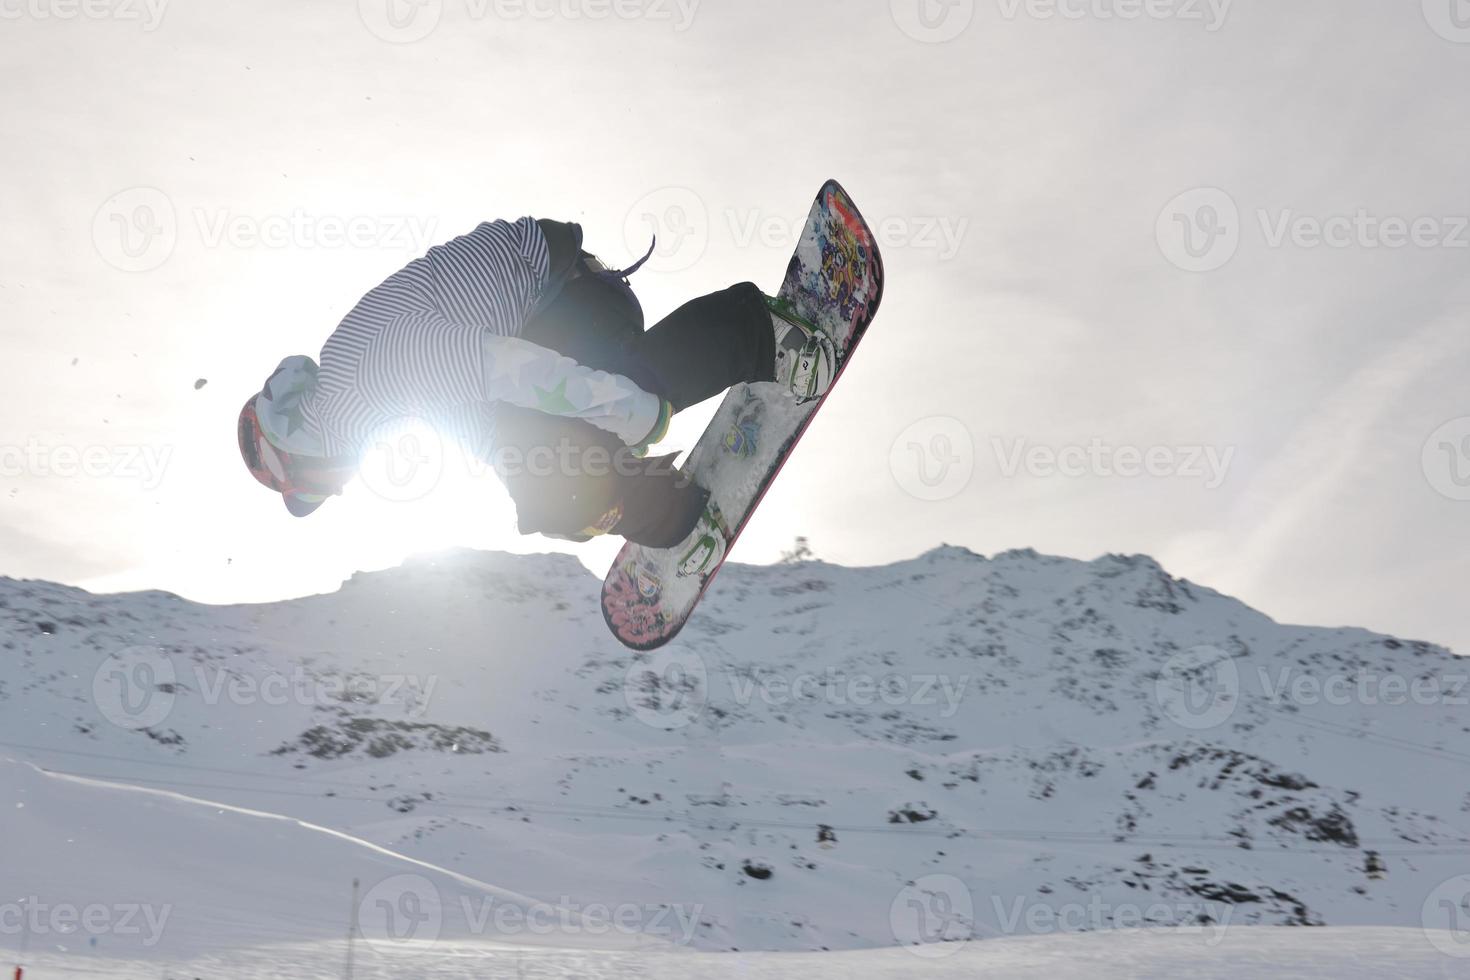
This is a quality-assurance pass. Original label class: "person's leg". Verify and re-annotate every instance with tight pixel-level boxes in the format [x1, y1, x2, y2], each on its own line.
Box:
[495, 256, 651, 538]
[524, 271, 772, 412]
[493, 407, 624, 539]
[612, 454, 709, 547]
[620, 282, 775, 412]
[596, 281, 774, 545]
[495, 407, 708, 548]
[499, 274, 772, 549]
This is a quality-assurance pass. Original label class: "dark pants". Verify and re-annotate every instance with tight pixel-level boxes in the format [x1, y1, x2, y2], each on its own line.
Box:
[495, 259, 774, 548]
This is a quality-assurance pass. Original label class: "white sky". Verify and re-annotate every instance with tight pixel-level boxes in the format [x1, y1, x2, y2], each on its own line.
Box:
[1, 0, 1467, 653]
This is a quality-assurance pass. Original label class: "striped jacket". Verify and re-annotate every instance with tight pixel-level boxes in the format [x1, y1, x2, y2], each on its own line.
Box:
[297, 217, 660, 460]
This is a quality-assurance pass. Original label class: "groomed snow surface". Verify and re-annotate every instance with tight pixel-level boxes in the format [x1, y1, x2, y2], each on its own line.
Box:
[5, 758, 1465, 977]
[11, 929, 1468, 979]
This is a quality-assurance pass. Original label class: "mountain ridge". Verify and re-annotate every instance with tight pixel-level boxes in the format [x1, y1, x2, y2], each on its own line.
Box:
[1, 545, 1465, 952]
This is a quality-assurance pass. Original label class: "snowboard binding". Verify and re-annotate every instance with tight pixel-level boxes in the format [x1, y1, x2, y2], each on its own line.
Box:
[769, 297, 837, 405]
[675, 499, 731, 579]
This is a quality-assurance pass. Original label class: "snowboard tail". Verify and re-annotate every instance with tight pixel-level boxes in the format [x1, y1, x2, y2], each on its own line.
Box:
[601, 180, 885, 651]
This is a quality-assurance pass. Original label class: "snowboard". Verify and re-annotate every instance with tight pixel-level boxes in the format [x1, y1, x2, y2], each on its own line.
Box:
[601, 179, 885, 651]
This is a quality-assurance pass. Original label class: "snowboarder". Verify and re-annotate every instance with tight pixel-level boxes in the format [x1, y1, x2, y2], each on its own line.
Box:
[237, 217, 836, 565]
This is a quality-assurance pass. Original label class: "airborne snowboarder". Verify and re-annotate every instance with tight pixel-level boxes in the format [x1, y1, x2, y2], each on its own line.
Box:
[237, 215, 837, 569]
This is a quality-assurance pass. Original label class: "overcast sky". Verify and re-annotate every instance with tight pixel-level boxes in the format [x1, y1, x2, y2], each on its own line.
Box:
[2, 0, 1467, 653]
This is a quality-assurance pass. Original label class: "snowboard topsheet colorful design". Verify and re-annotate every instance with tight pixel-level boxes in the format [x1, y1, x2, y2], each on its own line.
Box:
[601, 180, 885, 651]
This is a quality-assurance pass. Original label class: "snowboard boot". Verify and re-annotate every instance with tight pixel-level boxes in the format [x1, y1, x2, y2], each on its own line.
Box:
[675, 498, 731, 579]
[768, 296, 838, 404]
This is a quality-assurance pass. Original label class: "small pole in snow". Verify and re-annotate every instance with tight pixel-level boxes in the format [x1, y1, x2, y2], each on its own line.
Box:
[344, 877, 360, 980]
[14, 895, 28, 980]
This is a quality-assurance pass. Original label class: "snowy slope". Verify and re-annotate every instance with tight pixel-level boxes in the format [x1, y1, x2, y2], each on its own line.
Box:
[1, 759, 664, 962]
[0, 546, 1467, 961]
[9, 927, 1465, 980]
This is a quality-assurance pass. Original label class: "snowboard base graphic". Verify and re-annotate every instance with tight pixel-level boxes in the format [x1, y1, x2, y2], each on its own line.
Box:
[601, 180, 885, 651]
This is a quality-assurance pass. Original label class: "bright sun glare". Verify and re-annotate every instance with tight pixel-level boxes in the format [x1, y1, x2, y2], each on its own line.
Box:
[337, 418, 519, 558]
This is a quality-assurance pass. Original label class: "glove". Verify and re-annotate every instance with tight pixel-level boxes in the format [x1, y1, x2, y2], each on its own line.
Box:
[630, 398, 673, 457]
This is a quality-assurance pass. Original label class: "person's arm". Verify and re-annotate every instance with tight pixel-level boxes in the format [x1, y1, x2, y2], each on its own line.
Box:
[358, 311, 667, 447]
[479, 332, 667, 446]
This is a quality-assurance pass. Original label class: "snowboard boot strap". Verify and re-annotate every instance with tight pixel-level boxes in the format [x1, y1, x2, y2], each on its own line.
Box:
[675, 498, 730, 579]
[768, 297, 837, 404]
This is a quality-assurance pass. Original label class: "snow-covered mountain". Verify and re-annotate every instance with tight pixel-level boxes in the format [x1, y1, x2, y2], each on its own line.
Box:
[1, 546, 1467, 965]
